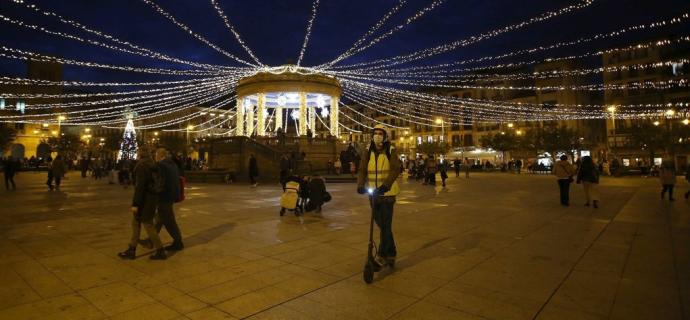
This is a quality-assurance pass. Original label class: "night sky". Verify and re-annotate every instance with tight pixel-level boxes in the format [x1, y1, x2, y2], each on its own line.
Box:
[0, 0, 688, 83]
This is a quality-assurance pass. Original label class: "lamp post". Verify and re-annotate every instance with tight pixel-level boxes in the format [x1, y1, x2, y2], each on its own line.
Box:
[57, 115, 66, 137]
[186, 125, 194, 145]
[607, 106, 617, 161]
[435, 118, 444, 143]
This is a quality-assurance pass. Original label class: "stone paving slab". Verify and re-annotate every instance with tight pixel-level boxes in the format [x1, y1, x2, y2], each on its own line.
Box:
[0, 171, 688, 319]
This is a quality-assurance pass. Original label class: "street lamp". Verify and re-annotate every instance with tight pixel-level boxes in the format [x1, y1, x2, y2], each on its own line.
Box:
[57, 115, 66, 137]
[186, 125, 194, 144]
[607, 106, 617, 160]
[435, 118, 444, 143]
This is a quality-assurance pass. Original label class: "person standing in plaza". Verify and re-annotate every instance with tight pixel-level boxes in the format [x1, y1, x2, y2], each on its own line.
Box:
[554, 155, 576, 206]
[279, 154, 290, 186]
[464, 158, 471, 178]
[439, 158, 448, 187]
[118, 146, 166, 260]
[248, 154, 259, 187]
[453, 157, 461, 177]
[3, 156, 18, 191]
[334, 157, 342, 175]
[357, 124, 401, 268]
[576, 156, 600, 208]
[426, 155, 438, 185]
[659, 161, 676, 201]
[47, 155, 66, 191]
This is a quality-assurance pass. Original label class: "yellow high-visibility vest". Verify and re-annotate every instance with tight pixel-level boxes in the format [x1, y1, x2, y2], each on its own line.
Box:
[367, 150, 399, 196]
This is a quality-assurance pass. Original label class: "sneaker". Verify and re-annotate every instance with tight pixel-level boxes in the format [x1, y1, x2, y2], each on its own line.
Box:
[371, 257, 385, 272]
[149, 249, 167, 260]
[117, 246, 136, 260]
[138, 238, 153, 249]
[164, 242, 184, 251]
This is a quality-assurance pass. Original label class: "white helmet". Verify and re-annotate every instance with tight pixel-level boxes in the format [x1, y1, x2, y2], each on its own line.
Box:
[372, 124, 387, 139]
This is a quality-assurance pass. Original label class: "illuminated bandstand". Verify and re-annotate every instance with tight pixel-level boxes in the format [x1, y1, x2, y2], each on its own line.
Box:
[235, 65, 341, 138]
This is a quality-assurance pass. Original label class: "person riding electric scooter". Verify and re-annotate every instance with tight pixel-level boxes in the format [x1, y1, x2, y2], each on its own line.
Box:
[357, 124, 401, 283]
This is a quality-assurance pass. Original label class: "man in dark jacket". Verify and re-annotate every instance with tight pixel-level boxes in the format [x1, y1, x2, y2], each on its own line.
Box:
[306, 173, 327, 213]
[249, 154, 259, 187]
[3, 156, 18, 190]
[279, 154, 290, 187]
[154, 148, 183, 250]
[118, 147, 166, 260]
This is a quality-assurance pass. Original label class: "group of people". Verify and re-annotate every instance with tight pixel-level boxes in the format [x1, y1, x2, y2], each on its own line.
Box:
[280, 173, 329, 215]
[408, 156, 473, 187]
[555, 155, 689, 207]
[118, 146, 185, 260]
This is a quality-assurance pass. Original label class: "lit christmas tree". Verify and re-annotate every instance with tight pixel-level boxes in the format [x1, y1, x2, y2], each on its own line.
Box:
[118, 116, 138, 160]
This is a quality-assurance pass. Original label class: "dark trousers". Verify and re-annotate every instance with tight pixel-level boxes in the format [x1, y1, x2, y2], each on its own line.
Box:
[47, 172, 61, 188]
[4, 173, 16, 190]
[155, 201, 183, 245]
[557, 179, 571, 205]
[661, 184, 675, 200]
[455, 167, 460, 177]
[249, 174, 256, 184]
[371, 197, 397, 258]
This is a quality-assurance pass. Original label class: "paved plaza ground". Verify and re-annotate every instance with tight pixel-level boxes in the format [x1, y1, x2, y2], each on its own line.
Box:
[0, 171, 688, 319]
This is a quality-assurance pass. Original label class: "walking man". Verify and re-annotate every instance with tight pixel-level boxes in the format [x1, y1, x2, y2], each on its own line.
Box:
[3, 156, 18, 190]
[659, 161, 676, 201]
[155, 148, 184, 250]
[118, 146, 166, 260]
[576, 156, 601, 208]
[554, 155, 576, 206]
[357, 124, 401, 269]
[47, 155, 66, 190]
[249, 154, 259, 187]
[453, 157, 461, 178]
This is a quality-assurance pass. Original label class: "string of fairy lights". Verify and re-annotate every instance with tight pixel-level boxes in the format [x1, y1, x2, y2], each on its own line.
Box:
[209, 0, 264, 67]
[314, 0, 407, 70]
[0, 0, 688, 138]
[315, 0, 444, 70]
[296, 0, 320, 67]
[326, 0, 597, 70]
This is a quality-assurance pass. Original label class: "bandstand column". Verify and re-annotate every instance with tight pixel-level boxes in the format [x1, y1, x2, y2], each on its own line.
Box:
[309, 104, 316, 132]
[257, 93, 266, 136]
[275, 106, 283, 132]
[246, 100, 255, 136]
[236, 97, 245, 136]
[299, 92, 307, 135]
[330, 96, 339, 137]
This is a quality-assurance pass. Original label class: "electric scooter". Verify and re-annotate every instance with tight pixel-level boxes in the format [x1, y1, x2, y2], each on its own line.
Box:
[363, 187, 378, 284]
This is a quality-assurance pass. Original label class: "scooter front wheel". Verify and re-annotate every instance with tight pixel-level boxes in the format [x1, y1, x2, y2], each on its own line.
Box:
[363, 262, 374, 284]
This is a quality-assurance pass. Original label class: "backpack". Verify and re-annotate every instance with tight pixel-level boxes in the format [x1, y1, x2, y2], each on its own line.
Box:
[176, 176, 186, 203]
[148, 168, 165, 194]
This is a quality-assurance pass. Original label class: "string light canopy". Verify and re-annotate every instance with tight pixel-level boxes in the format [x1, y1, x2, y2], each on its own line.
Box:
[0, 1, 687, 133]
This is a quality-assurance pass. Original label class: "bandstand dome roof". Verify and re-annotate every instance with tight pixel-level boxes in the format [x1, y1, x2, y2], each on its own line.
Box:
[236, 65, 342, 99]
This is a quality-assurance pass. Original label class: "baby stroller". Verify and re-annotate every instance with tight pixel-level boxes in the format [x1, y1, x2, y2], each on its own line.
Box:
[280, 180, 303, 216]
